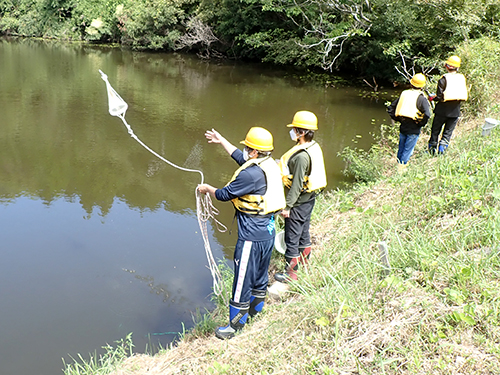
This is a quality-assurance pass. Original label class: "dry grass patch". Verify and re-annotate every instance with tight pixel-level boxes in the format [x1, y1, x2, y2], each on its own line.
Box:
[110, 282, 500, 375]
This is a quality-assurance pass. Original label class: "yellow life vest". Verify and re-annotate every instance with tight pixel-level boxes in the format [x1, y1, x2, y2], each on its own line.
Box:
[279, 141, 327, 193]
[443, 72, 468, 101]
[226, 156, 286, 215]
[395, 89, 425, 121]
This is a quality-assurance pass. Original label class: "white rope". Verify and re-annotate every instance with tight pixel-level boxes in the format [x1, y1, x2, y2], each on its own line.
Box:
[196, 189, 227, 296]
[99, 70, 225, 295]
[117, 113, 205, 183]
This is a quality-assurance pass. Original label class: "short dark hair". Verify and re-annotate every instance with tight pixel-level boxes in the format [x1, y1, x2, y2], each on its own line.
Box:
[257, 150, 272, 157]
[246, 146, 271, 158]
[295, 127, 315, 142]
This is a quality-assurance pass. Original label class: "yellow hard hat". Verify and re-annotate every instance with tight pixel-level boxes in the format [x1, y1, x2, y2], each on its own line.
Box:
[445, 55, 461, 68]
[287, 110, 318, 130]
[410, 73, 426, 88]
[240, 127, 274, 151]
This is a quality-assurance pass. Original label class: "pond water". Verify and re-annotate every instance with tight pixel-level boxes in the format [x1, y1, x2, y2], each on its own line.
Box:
[0, 38, 393, 374]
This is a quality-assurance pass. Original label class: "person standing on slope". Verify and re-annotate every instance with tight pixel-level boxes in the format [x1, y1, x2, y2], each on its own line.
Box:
[428, 55, 468, 154]
[198, 127, 286, 339]
[387, 73, 431, 171]
[274, 111, 327, 283]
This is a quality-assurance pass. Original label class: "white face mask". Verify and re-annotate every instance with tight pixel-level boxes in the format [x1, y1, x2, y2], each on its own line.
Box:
[243, 148, 250, 161]
[290, 128, 298, 141]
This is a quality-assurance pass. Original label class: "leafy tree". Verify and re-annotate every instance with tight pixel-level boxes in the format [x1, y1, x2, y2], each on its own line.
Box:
[197, 0, 297, 60]
[1, 0, 499, 81]
[118, 0, 192, 50]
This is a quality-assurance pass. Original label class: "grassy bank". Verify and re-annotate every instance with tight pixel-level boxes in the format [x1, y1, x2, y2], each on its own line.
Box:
[96, 117, 500, 375]
[64, 38, 500, 375]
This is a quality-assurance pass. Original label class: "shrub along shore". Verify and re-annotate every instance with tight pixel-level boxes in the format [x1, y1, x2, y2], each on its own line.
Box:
[1, 0, 499, 81]
[62, 38, 500, 374]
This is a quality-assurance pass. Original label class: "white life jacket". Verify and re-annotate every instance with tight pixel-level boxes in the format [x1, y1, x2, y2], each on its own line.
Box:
[226, 156, 286, 215]
[395, 89, 426, 120]
[443, 72, 468, 101]
[279, 141, 327, 193]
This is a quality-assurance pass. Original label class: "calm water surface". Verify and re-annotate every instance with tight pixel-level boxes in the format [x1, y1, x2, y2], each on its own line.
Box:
[0, 38, 392, 375]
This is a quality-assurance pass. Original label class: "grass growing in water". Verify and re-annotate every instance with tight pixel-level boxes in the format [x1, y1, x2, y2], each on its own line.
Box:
[63, 334, 134, 375]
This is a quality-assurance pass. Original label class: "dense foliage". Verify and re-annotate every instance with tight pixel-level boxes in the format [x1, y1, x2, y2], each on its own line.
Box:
[1, 0, 499, 80]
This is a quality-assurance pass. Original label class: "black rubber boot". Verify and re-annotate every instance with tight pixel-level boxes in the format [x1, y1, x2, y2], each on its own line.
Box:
[249, 289, 266, 318]
[428, 143, 437, 155]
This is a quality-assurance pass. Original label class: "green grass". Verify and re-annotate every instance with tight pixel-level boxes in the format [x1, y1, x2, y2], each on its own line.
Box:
[286, 121, 500, 373]
[63, 333, 134, 375]
[71, 121, 500, 373]
[63, 37, 500, 374]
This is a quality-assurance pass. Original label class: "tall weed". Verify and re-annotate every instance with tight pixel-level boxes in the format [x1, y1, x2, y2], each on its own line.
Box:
[458, 37, 500, 115]
[339, 121, 398, 183]
[63, 333, 134, 375]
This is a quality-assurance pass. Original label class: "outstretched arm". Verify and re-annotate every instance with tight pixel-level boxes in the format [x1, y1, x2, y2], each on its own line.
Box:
[205, 129, 237, 156]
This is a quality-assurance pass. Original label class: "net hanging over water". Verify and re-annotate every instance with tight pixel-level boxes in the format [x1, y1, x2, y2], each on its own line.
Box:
[99, 70, 225, 296]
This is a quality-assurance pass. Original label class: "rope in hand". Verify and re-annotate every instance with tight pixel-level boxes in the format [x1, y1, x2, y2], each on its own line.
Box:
[196, 188, 227, 296]
[99, 70, 225, 296]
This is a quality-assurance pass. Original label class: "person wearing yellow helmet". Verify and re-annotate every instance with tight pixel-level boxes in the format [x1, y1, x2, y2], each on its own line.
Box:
[387, 73, 431, 168]
[428, 55, 468, 154]
[198, 127, 285, 339]
[274, 111, 327, 283]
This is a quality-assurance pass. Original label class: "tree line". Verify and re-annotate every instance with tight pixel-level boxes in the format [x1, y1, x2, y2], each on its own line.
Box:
[0, 0, 499, 80]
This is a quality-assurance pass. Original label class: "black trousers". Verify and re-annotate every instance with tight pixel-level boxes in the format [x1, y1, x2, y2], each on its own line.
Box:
[284, 198, 316, 258]
[428, 115, 459, 147]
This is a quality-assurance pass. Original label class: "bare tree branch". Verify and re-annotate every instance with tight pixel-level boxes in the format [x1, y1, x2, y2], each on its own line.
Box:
[286, 0, 373, 71]
[394, 50, 438, 81]
[363, 76, 378, 92]
[176, 17, 219, 57]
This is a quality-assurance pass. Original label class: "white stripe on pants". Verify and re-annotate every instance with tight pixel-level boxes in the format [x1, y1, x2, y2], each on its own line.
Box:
[233, 240, 252, 303]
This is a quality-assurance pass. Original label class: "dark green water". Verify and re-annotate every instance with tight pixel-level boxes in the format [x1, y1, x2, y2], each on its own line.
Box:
[0, 37, 392, 374]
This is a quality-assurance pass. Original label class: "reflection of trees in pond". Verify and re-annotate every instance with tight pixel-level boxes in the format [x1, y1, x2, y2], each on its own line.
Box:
[0, 41, 215, 218]
[1, 39, 391, 219]
[0, 40, 223, 217]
